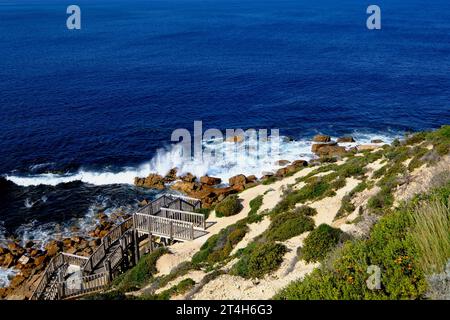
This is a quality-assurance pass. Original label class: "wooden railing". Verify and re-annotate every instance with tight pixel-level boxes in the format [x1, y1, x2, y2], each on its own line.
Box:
[137, 194, 201, 216]
[168, 194, 202, 209]
[105, 229, 134, 274]
[31, 194, 201, 300]
[62, 272, 109, 299]
[160, 208, 206, 230]
[61, 252, 89, 266]
[82, 217, 134, 274]
[134, 213, 195, 241]
[30, 253, 82, 300]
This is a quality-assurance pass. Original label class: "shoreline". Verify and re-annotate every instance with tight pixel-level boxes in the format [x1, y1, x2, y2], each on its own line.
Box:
[0, 131, 394, 298]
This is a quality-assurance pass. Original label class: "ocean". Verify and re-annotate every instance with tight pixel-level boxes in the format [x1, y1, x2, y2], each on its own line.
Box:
[0, 0, 449, 247]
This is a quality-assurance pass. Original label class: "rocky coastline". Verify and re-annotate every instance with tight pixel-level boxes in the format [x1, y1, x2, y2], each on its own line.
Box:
[0, 133, 385, 299]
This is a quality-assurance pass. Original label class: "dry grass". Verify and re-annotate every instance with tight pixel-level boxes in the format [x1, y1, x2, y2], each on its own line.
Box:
[408, 198, 450, 274]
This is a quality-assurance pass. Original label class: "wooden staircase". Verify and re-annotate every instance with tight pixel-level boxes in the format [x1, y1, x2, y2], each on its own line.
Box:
[30, 194, 204, 300]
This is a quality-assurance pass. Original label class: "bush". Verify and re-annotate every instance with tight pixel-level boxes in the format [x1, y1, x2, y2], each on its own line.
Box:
[276, 204, 430, 300]
[301, 224, 343, 263]
[248, 195, 263, 216]
[233, 242, 287, 279]
[407, 198, 450, 274]
[271, 178, 332, 216]
[141, 278, 196, 300]
[336, 195, 356, 219]
[266, 211, 315, 241]
[367, 188, 394, 213]
[215, 195, 242, 217]
[262, 176, 277, 185]
[113, 247, 168, 292]
[192, 221, 248, 266]
[292, 205, 318, 216]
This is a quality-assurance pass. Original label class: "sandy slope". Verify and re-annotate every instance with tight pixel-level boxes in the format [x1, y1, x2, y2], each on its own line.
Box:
[154, 167, 316, 277]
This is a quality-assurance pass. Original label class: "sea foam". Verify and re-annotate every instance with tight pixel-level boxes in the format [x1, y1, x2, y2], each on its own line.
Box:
[5, 132, 397, 187]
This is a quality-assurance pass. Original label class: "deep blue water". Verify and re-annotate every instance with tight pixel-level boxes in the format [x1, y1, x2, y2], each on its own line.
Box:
[0, 0, 449, 239]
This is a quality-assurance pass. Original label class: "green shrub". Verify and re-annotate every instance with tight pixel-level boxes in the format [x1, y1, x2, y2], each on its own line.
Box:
[192, 221, 248, 266]
[266, 211, 315, 241]
[271, 178, 332, 216]
[301, 224, 343, 263]
[140, 278, 196, 300]
[276, 204, 430, 300]
[113, 247, 168, 292]
[336, 195, 356, 219]
[331, 177, 346, 190]
[248, 195, 263, 216]
[233, 242, 287, 279]
[215, 195, 242, 217]
[292, 205, 318, 216]
[367, 188, 394, 213]
[262, 176, 277, 185]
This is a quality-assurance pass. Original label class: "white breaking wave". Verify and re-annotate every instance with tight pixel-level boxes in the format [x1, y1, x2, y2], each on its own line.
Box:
[14, 195, 136, 249]
[0, 268, 17, 288]
[0, 222, 7, 245]
[4, 132, 398, 187]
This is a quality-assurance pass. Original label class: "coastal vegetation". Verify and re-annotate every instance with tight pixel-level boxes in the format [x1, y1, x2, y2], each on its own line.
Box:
[2, 126, 449, 300]
[112, 247, 169, 293]
[215, 195, 242, 217]
[232, 242, 287, 279]
[299, 224, 344, 263]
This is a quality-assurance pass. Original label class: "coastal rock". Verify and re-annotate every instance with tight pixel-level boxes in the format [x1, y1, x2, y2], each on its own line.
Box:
[229, 174, 247, 187]
[291, 160, 308, 168]
[44, 240, 62, 257]
[7, 242, 24, 257]
[200, 176, 222, 186]
[246, 175, 257, 183]
[2, 253, 15, 268]
[164, 168, 178, 182]
[312, 134, 331, 143]
[171, 181, 200, 194]
[337, 136, 355, 143]
[311, 141, 337, 153]
[179, 173, 196, 183]
[33, 255, 47, 268]
[134, 174, 165, 190]
[371, 139, 384, 144]
[315, 145, 347, 157]
[9, 275, 26, 289]
[275, 164, 299, 177]
[24, 241, 34, 249]
[275, 160, 290, 166]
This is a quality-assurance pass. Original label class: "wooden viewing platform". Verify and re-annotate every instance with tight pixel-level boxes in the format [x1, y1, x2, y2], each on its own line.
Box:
[30, 194, 205, 300]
